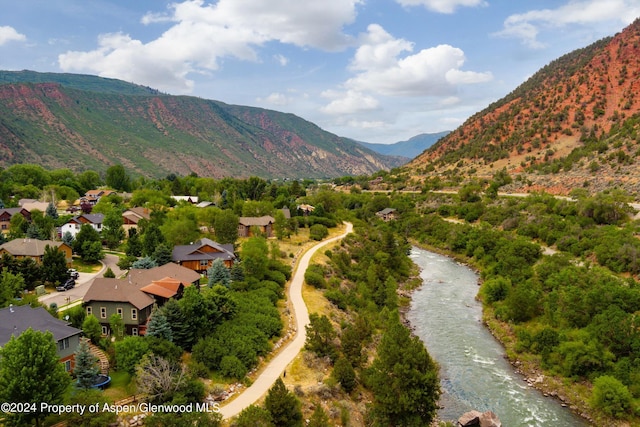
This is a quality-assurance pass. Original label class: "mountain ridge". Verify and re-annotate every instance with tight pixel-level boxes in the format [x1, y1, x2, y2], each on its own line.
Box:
[0, 71, 403, 179]
[406, 18, 640, 196]
[358, 131, 450, 159]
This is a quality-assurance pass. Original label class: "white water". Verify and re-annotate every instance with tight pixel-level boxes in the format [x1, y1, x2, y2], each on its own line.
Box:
[406, 247, 589, 426]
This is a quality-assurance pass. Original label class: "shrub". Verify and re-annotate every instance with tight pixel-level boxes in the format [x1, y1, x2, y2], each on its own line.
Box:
[590, 375, 632, 418]
[309, 224, 329, 241]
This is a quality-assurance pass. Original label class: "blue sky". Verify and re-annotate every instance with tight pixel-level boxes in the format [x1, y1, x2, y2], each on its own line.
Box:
[1, 1, 638, 144]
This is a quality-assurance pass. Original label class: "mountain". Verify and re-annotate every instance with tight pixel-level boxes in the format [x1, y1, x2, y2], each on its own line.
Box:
[0, 71, 402, 179]
[407, 19, 640, 195]
[358, 131, 450, 159]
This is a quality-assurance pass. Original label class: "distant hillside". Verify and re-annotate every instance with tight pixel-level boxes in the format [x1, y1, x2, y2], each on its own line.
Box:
[407, 18, 640, 195]
[0, 71, 402, 179]
[358, 131, 449, 159]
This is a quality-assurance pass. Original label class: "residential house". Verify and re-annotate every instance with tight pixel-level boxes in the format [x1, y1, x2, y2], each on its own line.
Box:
[376, 208, 397, 222]
[21, 201, 50, 213]
[122, 207, 151, 233]
[297, 204, 315, 216]
[80, 189, 116, 207]
[172, 238, 236, 273]
[60, 213, 104, 238]
[83, 263, 200, 336]
[0, 207, 31, 235]
[172, 195, 199, 204]
[0, 239, 72, 267]
[238, 216, 276, 238]
[0, 305, 82, 372]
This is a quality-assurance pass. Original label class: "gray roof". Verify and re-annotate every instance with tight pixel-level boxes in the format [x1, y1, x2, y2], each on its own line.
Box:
[0, 305, 82, 347]
[0, 239, 67, 257]
[172, 238, 235, 263]
[377, 208, 396, 215]
[69, 213, 104, 225]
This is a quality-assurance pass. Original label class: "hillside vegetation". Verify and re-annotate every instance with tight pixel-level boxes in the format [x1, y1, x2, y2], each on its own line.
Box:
[0, 71, 402, 180]
[407, 18, 640, 196]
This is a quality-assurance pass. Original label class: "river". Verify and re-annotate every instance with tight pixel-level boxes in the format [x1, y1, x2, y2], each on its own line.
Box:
[406, 247, 589, 426]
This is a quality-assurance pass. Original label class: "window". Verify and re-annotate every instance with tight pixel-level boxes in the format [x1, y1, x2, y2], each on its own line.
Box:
[86, 306, 92, 316]
[116, 307, 123, 317]
[200, 259, 209, 267]
[131, 308, 137, 320]
[132, 328, 138, 336]
[64, 360, 71, 372]
[58, 338, 70, 351]
[100, 307, 107, 319]
[101, 326, 108, 336]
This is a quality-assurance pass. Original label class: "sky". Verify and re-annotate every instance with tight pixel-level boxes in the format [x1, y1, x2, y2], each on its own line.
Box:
[1, 1, 639, 144]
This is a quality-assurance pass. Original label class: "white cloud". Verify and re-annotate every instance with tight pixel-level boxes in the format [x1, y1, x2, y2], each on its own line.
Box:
[274, 54, 289, 66]
[494, 0, 640, 48]
[59, 0, 360, 93]
[347, 119, 385, 129]
[320, 89, 380, 114]
[257, 92, 292, 106]
[343, 24, 492, 97]
[0, 26, 26, 45]
[395, 0, 487, 14]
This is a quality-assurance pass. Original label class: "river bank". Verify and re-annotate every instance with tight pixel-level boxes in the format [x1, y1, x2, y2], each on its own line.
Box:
[403, 243, 594, 426]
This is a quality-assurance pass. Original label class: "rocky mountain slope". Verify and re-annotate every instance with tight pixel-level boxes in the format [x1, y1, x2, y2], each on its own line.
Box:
[0, 71, 402, 179]
[407, 18, 640, 196]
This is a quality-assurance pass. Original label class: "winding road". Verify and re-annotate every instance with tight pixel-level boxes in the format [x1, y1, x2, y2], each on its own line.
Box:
[219, 222, 353, 419]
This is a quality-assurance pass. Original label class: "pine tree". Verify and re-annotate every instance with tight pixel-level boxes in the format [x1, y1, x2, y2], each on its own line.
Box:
[207, 258, 231, 287]
[264, 378, 303, 427]
[147, 308, 173, 342]
[308, 404, 331, 427]
[152, 243, 173, 266]
[74, 340, 100, 389]
[46, 202, 59, 219]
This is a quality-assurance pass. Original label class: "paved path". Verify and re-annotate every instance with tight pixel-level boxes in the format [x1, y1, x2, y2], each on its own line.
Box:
[220, 222, 353, 419]
[38, 253, 124, 309]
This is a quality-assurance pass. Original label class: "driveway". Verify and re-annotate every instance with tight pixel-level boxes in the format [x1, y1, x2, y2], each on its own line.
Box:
[220, 222, 353, 419]
[38, 253, 124, 309]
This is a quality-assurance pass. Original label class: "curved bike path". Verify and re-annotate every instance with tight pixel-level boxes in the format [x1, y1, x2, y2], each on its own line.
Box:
[220, 222, 353, 419]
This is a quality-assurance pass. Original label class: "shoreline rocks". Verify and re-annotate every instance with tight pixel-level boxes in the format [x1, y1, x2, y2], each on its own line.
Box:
[458, 410, 502, 427]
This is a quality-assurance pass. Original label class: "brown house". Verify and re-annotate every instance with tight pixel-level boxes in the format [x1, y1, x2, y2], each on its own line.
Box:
[83, 262, 200, 336]
[0, 239, 72, 267]
[376, 208, 397, 222]
[238, 216, 276, 238]
[122, 207, 151, 232]
[0, 208, 31, 235]
[172, 238, 236, 274]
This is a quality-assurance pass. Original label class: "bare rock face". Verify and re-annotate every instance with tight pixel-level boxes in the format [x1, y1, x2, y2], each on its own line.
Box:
[458, 410, 482, 426]
[458, 410, 501, 427]
[479, 411, 501, 427]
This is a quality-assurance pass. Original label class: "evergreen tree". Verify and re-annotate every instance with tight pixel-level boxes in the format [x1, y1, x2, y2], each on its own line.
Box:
[41, 244, 68, 285]
[147, 308, 173, 342]
[126, 228, 143, 257]
[0, 329, 71, 426]
[74, 340, 100, 389]
[62, 230, 74, 247]
[152, 243, 173, 266]
[131, 256, 158, 270]
[26, 222, 41, 239]
[308, 405, 331, 427]
[103, 267, 116, 278]
[161, 299, 193, 351]
[233, 404, 274, 427]
[142, 223, 165, 257]
[208, 258, 231, 287]
[230, 261, 245, 282]
[332, 356, 357, 393]
[264, 378, 303, 427]
[45, 202, 58, 219]
[366, 319, 440, 426]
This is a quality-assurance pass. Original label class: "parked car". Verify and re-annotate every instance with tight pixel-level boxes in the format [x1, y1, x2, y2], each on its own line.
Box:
[56, 278, 76, 292]
[68, 268, 79, 279]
